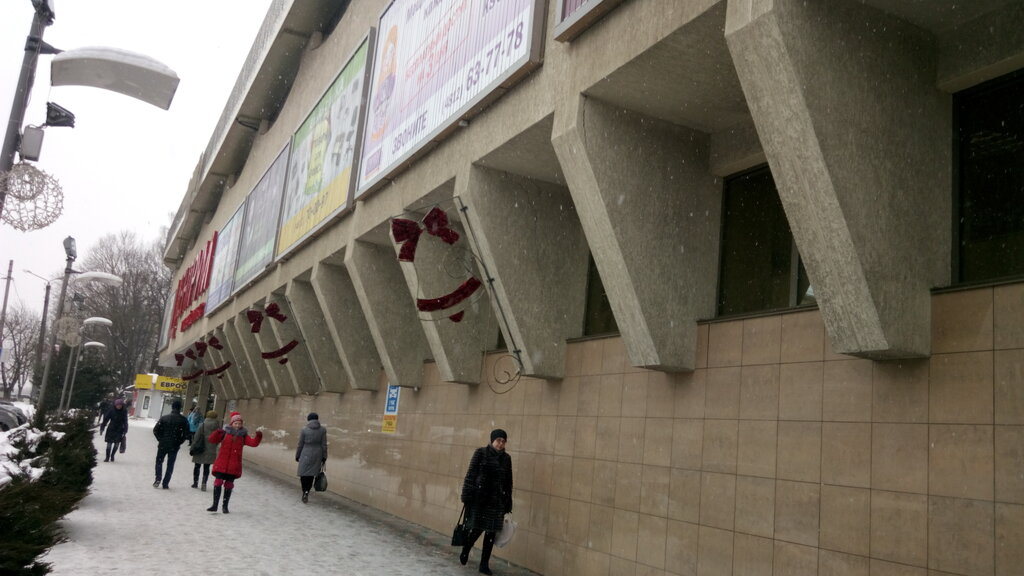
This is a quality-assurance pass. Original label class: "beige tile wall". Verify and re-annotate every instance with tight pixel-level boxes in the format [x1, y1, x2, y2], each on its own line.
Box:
[238, 285, 1022, 576]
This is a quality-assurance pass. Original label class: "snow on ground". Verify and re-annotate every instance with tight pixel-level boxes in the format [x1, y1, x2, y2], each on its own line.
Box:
[40, 418, 536, 576]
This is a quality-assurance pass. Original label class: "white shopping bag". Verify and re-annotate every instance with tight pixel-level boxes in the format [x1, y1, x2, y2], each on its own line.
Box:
[495, 514, 517, 548]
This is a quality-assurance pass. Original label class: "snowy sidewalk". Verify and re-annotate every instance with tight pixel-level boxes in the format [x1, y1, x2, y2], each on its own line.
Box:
[43, 419, 537, 576]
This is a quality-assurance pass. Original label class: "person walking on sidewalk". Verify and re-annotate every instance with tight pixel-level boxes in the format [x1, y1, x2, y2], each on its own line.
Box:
[152, 399, 190, 489]
[190, 410, 220, 491]
[206, 411, 263, 514]
[459, 429, 513, 575]
[99, 398, 128, 462]
[295, 412, 328, 503]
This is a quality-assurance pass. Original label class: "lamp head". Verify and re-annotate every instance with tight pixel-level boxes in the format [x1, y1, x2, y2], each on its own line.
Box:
[63, 236, 77, 260]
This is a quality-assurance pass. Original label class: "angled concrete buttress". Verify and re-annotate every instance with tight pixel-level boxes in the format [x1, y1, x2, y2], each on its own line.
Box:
[552, 96, 721, 372]
[285, 277, 351, 393]
[206, 338, 240, 400]
[213, 326, 249, 399]
[310, 260, 382, 391]
[226, 315, 274, 397]
[725, 0, 951, 358]
[458, 165, 589, 379]
[267, 292, 322, 395]
[252, 296, 300, 395]
[345, 240, 432, 388]
[390, 207, 497, 384]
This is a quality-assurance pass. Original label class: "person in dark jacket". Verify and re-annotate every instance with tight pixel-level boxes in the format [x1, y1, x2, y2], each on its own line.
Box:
[152, 399, 190, 489]
[190, 410, 220, 491]
[206, 411, 262, 514]
[99, 398, 128, 462]
[295, 412, 328, 503]
[459, 429, 513, 575]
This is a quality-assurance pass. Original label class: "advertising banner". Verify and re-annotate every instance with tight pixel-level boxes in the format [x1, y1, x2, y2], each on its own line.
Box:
[358, 0, 539, 193]
[277, 39, 369, 258]
[382, 383, 401, 433]
[235, 145, 288, 288]
[206, 204, 245, 313]
[554, 0, 624, 41]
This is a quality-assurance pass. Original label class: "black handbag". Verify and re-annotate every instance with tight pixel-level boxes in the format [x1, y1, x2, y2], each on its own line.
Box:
[119, 435, 126, 454]
[451, 505, 471, 547]
[189, 439, 204, 456]
[314, 464, 328, 492]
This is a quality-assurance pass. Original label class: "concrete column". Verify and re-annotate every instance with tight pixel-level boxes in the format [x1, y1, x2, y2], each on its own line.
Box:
[205, 334, 241, 401]
[205, 341, 239, 400]
[267, 292, 322, 395]
[458, 165, 589, 379]
[226, 315, 273, 397]
[252, 297, 299, 395]
[390, 206, 497, 384]
[212, 326, 247, 399]
[310, 260, 382, 391]
[344, 240, 431, 388]
[725, 0, 950, 358]
[286, 276, 351, 393]
[552, 96, 721, 372]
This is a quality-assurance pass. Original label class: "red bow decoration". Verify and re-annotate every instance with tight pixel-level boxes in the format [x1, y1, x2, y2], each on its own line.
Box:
[265, 302, 287, 322]
[184, 349, 197, 360]
[391, 207, 460, 262]
[194, 341, 209, 358]
[247, 309, 264, 333]
[208, 336, 223, 350]
[174, 353, 185, 366]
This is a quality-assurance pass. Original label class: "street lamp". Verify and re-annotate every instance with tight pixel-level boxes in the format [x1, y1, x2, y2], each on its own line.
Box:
[23, 268, 52, 398]
[58, 316, 111, 411]
[1, 0, 180, 225]
[62, 338, 107, 412]
[33, 236, 122, 419]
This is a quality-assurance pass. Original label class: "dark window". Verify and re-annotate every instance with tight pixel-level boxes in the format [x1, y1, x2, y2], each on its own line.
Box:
[718, 165, 815, 316]
[956, 70, 1024, 283]
[583, 254, 618, 336]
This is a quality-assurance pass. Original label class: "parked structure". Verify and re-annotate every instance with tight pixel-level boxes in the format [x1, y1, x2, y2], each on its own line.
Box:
[161, 1, 1024, 574]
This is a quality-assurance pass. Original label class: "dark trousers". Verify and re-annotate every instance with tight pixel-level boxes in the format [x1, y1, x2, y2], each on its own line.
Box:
[300, 475, 314, 493]
[193, 463, 211, 485]
[154, 445, 179, 486]
[104, 441, 120, 461]
[462, 529, 495, 570]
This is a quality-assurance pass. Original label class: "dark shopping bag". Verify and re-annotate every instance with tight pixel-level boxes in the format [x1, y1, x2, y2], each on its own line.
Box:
[119, 435, 127, 454]
[189, 439, 205, 456]
[451, 505, 470, 547]
[314, 464, 328, 492]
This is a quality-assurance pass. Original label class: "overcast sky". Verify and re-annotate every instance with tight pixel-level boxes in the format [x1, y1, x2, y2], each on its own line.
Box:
[0, 0, 273, 314]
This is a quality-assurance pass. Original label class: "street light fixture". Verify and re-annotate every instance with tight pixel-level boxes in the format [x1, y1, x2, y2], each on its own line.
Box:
[61, 331, 108, 412]
[23, 268, 53, 398]
[33, 236, 122, 420]
[1, 0, 180, 226]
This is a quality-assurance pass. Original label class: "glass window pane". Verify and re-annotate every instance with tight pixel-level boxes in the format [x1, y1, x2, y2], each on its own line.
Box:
[958, 71, 1024, 282]
[583, 254, 618, 336]
[718, 166, 795, 315]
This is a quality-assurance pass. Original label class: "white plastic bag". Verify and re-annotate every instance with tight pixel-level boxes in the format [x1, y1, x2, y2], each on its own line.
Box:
[494, 514, 517, 548]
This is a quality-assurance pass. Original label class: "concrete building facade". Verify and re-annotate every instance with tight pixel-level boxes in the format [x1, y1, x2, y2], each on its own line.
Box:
[161, 1, 1024, 574]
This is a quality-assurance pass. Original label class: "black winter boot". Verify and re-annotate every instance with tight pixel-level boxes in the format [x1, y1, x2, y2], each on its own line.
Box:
[222, 487, 232, 514]
[207, 485, 221, 512]
[192, 466, 199, 488]
[479, 531, 495, 575]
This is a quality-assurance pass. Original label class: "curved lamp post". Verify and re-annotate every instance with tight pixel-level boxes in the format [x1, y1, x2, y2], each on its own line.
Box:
[58, 316, 112, 411]
[1, 0, 180, 223]
[62, 339, 107, 412]
[34, 235, 121, 419]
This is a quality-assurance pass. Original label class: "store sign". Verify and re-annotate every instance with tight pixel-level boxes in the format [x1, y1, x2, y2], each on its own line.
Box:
[170, 232, 217, 340]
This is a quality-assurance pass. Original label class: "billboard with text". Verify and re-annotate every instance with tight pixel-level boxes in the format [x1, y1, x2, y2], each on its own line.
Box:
[205, 204, 245, 313]
[357, 0, 541, 193]
[235, 145, 288, 287]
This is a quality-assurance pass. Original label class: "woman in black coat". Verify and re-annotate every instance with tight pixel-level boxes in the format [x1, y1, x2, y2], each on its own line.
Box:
[459, 429, 513, 575]
[99, 398, 129, 462]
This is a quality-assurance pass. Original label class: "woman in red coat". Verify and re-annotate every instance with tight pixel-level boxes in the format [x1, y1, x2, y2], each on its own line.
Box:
[206, 411, 262, 513]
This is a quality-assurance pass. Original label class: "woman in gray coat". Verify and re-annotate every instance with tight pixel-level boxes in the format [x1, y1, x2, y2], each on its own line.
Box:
[295, 412, 327, 503]
[191, 410, 220, 491]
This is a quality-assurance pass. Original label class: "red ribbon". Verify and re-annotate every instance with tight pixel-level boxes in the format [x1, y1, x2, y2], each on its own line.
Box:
[261, 340, 298, 360]
[265, 302, 287, 323]
[195, 341, 208, 358]
[247, 309, 264, 333]
[174, 353, 185, 366]
[208, 336, 223, 350]
[416, 277, 482, 312]
[205, 362, 232, 375]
